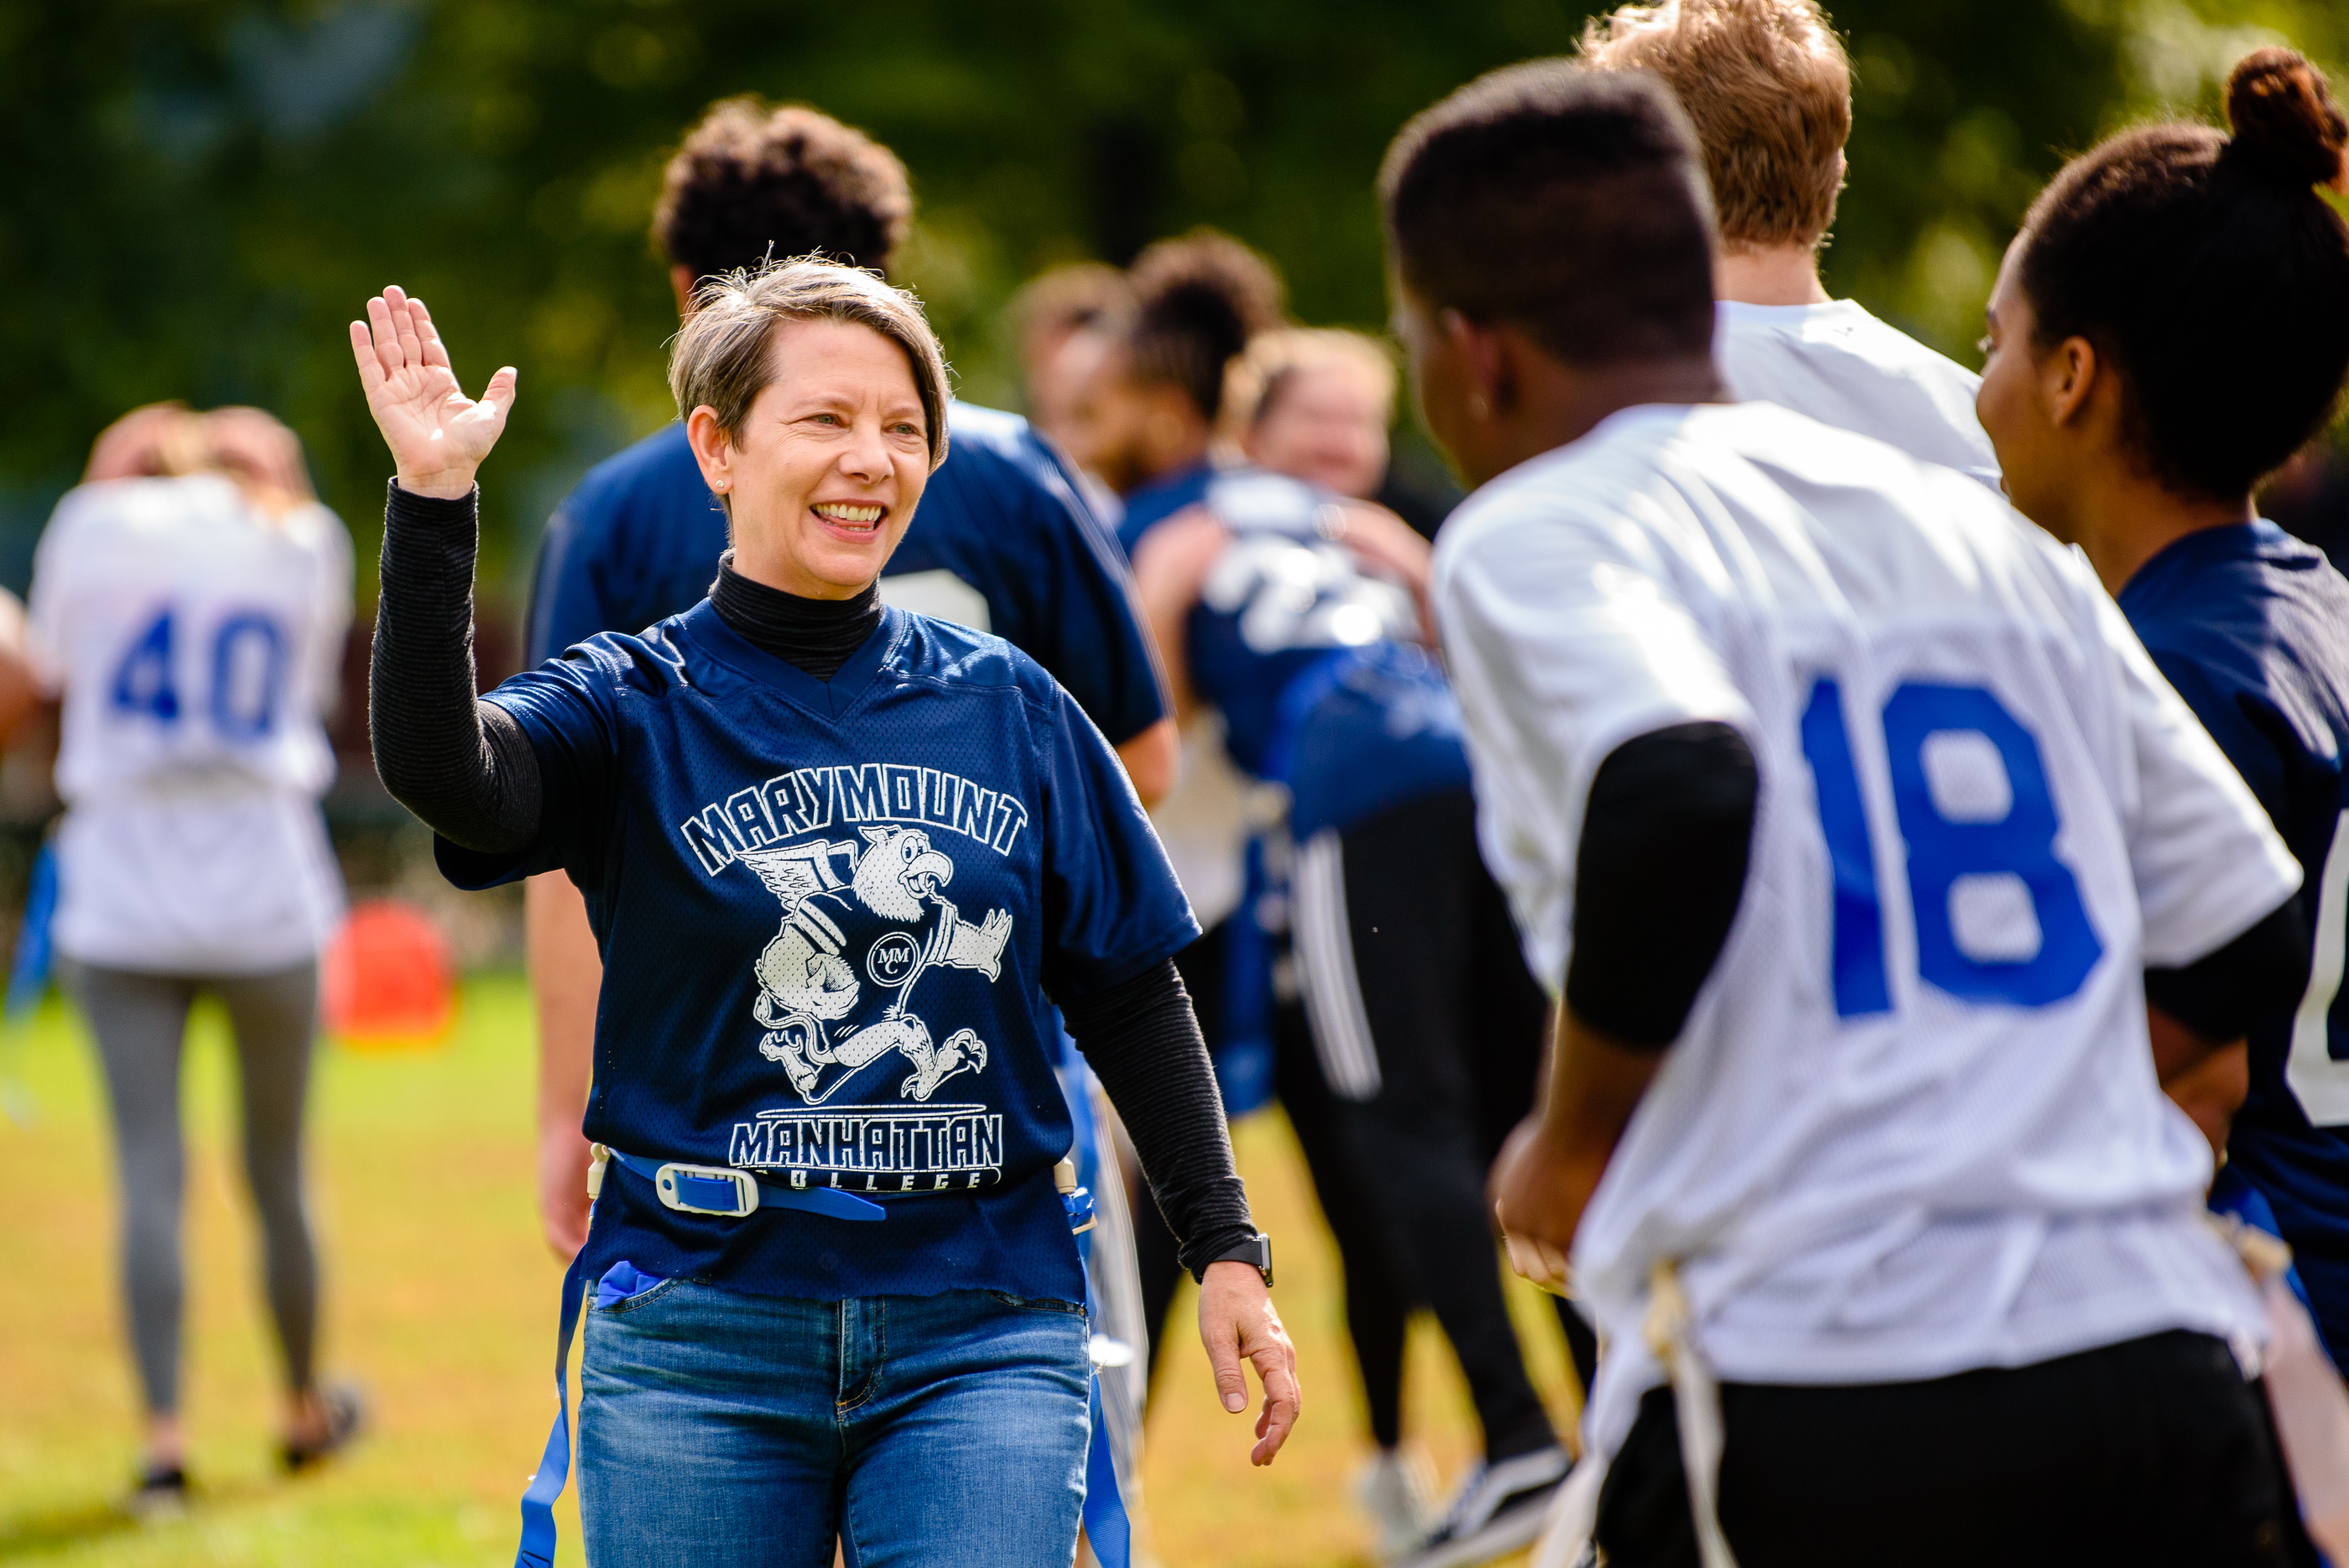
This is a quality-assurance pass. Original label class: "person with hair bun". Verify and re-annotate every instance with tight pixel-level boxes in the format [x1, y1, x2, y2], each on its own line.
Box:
[1062, 229, 1285, 553]
[1979, 48, 2349, 1365]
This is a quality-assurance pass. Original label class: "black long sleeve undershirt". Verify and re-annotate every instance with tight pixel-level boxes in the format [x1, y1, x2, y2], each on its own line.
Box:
[2146, 896, 2311, 1044]
[1565, 721, 1762, 1049]
[369, 481, 1251, 1263]
[1057, 959, 1256, 1279]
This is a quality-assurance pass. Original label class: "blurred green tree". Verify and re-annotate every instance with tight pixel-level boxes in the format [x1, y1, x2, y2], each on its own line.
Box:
[0, 0, 2339, 604]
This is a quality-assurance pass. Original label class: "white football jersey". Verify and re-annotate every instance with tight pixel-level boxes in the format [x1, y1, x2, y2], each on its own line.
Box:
[1716, 300, 2000, 488]
[1435, 402, 2297, 1463]
[29, 474, 352, 973]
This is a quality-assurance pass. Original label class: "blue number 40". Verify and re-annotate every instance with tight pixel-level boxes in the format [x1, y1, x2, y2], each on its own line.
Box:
[108, 607, 287, 741]
[1799, 678, 2102, 1016]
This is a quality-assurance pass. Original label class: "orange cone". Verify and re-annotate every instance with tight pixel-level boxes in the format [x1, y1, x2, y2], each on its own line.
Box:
[322, 899, 456, 1050]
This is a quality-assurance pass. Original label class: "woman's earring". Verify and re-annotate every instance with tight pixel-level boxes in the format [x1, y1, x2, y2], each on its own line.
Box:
[713, 477, 730, 492]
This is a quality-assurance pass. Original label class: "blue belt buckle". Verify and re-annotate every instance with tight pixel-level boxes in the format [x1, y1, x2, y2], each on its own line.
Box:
[655, 1162, 759, 1216]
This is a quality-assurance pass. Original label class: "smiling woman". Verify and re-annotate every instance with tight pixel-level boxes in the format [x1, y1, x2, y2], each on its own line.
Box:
[672, 265, 950, 598]
[346, 256, 1298, 1568]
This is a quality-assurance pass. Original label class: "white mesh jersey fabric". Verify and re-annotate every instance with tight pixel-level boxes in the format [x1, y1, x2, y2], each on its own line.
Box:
[1435, 401, 2296, 1464]
[1716, 299, 2002, 491]
[29, 474, 352, 971]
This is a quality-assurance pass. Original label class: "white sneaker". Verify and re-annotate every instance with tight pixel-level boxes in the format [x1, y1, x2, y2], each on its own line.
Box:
[1357, 1444, 1436, 1560]
[1392, 1444, 1574, 1568]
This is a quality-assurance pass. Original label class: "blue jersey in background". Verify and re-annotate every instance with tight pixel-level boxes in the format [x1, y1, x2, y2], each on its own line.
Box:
[2120, 519, 2349, 1359]
[529, 408, 1168, 748]
[444, 604, 1198, 1307]
[1114, 461, 1215, 557]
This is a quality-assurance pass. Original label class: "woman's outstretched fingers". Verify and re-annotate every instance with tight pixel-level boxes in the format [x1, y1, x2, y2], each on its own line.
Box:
[347, 320, 384, 389]
[385, 284, 424, 367]
[409, 296, 455, 371]
[363, 294, 406, 374]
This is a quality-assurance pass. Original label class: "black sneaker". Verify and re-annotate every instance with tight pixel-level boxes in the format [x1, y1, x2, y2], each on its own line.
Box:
[1390, 1444, 1573, 1568]
[123, 1463, 188, 1523]
[283, 1383, 367, 1473]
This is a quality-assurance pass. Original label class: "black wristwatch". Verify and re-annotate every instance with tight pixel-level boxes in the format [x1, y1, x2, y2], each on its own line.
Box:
[1205, 1232, 1273, 1288]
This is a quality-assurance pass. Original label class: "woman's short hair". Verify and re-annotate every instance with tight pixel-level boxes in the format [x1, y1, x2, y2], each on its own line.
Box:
[1124, 230, 1287, 423]
[1579, 0, 1851, 252]
[1223, 328, 1398, 437]
[2017, 47, 2349, 501]
[1381, 63, 1716, 368]
[654, 101, 913, 284]
[669, 258, 953, 471]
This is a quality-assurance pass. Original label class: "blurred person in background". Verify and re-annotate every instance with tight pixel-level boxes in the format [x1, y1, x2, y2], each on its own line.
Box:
[1223, 329, 1397, 504]
[519, 96, 1179, 1560]
[2263, 439, 2349, 572]
[1138, 355, 1575, 1563]
[1580, 0, 2001, 486]
[1236, 326, 1605, 1555]
[1011, 261, 1136, 467]
[1065, 229, 1285, 555]
[32, 402, 359, 1516]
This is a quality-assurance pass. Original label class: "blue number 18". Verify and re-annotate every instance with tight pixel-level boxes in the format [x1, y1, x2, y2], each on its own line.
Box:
[1798, 678, 2102, 1016]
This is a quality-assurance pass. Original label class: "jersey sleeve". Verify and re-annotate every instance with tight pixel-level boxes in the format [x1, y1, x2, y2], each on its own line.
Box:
[434, 649, 624, 891]
[25, 486, 96, 696]
[2095, 591, 2302, 966]
[1026, 440, 1170, 745]
[1435, 490, 1754, 987]
[1036, 685, 1199, 997]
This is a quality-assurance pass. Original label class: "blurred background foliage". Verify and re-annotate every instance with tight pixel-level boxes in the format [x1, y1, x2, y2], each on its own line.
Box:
[2, 0, 2343, 607]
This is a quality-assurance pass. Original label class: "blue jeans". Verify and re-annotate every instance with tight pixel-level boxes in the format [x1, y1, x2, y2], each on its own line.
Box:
[578, 1278, 1092, 1566]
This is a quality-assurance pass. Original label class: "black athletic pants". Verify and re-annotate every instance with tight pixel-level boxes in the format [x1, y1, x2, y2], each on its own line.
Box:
[1292, 789, 1572, 1461]
[1135, 919, 1420, 1447]
[1597, 1329, 2317, 1568]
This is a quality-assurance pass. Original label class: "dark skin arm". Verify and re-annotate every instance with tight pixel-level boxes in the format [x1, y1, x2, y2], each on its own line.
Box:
[1490, 1008, 1665, 1293]
[2150, 1003, 2247, 1163]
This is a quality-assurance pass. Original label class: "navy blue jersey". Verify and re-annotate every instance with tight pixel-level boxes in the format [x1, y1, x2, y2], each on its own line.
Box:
[1187, 470, 1423, 779]
[2120, 520, 2349, 1350]
[443, 603, 1198, 1305]
[1279, 642, 1474, 841]
[529, 408, 1168, 746]
[1114, 461, 1214, 556]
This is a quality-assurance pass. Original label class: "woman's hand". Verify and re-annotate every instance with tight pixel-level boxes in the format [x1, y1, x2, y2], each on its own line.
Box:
[348, 285, 516, 500]
[1196, 1260, 1301, 1466]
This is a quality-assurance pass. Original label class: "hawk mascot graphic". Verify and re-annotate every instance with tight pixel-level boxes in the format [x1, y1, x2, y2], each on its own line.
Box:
[741, 826, 1013, 1104]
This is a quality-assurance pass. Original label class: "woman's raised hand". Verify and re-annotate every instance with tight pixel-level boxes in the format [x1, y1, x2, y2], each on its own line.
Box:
[349, 286, 517, 500]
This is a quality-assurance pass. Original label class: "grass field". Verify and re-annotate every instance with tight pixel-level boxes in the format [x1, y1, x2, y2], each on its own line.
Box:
[0, 974, 1579, 1566]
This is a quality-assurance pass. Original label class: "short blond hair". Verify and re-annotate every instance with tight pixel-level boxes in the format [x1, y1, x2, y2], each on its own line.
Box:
[669, 257, 951, 471]
[1580, 0, 1851, 250]
[1222, 329, 1398, 438]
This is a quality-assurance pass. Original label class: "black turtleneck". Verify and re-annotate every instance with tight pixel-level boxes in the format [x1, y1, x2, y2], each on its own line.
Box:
[707, 550, 882, 682]
[367, 481, 1256, 1274]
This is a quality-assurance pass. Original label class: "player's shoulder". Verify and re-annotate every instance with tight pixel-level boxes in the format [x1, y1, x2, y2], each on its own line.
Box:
[1719, 299, 1980, 386]
[932, 402, 1079, 521]
[526, 617, 700, 705]
[557, 423, 701, 532]
[884, 607, 1062, 711]
[2125, 522, 2349, 676]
